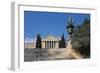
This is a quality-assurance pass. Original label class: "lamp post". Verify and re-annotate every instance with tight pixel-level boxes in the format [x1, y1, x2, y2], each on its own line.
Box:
[66, 16, 74, 38]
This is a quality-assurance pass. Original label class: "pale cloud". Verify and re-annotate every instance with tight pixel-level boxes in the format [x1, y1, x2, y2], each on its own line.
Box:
[25, 38, 36, 43]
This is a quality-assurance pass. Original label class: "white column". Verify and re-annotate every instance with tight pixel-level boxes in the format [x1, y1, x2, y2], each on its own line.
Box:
[50, 41, 52, 48]
[50, 41, 51, 48]
[55, 41, 59, 48]
[51, 41, 52, 48]
[48, 41, 50, 48]
[49, 41, 50, 48]
[45, 41, 46, 48]
[49, 41, 51, 48]
[48, 41, 49, 48]
[55, 41, 56, 48]
[46, 41, 47, 48]
[47, 41, 48, 48]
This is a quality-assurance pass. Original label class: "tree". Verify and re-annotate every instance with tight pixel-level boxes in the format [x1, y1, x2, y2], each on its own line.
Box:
[71, 18, 90, 58]
[59, 40, 61, 48]
[59, 34, 66, 48]
[36, 33, 42, 48]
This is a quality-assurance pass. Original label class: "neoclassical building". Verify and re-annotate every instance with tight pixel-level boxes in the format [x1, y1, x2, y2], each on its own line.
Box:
[25, 35, 64, 49]
[41, 35, 60, 48]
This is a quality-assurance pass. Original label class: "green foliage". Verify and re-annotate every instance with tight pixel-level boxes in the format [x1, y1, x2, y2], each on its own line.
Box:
[71, 18, 90, 58]
[59, 34, 66, 48]
[36, 33, 42, 48]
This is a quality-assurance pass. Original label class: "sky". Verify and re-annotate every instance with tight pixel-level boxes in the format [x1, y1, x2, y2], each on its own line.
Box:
[24, 11, 90, 43]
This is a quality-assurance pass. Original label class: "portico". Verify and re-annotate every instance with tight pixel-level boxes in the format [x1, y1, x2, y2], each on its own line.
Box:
[42, 35, 60, 48]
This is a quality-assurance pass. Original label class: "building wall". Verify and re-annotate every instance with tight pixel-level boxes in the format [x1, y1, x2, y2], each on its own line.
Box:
[24, 35, 67, 49]
[24, 43, 35, 49]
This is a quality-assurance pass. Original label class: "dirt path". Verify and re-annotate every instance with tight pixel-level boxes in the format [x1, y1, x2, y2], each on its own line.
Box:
[66, 40, 83, 59]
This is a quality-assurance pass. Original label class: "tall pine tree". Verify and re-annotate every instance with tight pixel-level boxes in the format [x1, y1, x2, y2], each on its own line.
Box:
[36, 33, 42, 48]
[59, 34, 66, 48]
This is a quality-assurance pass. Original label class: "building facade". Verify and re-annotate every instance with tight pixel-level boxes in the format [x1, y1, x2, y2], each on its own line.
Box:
[42, 35, 60, 48]
[25, 35, 61, 49]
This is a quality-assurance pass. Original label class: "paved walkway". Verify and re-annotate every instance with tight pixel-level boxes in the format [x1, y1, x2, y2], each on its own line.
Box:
[24, 40, 82, 62]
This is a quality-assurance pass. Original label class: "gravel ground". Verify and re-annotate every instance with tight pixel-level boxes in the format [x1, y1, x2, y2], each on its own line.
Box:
[24, 48, 75, 62]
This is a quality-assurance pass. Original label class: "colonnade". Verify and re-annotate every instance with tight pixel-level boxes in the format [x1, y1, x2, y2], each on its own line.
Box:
[43, 41, 58, 48]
